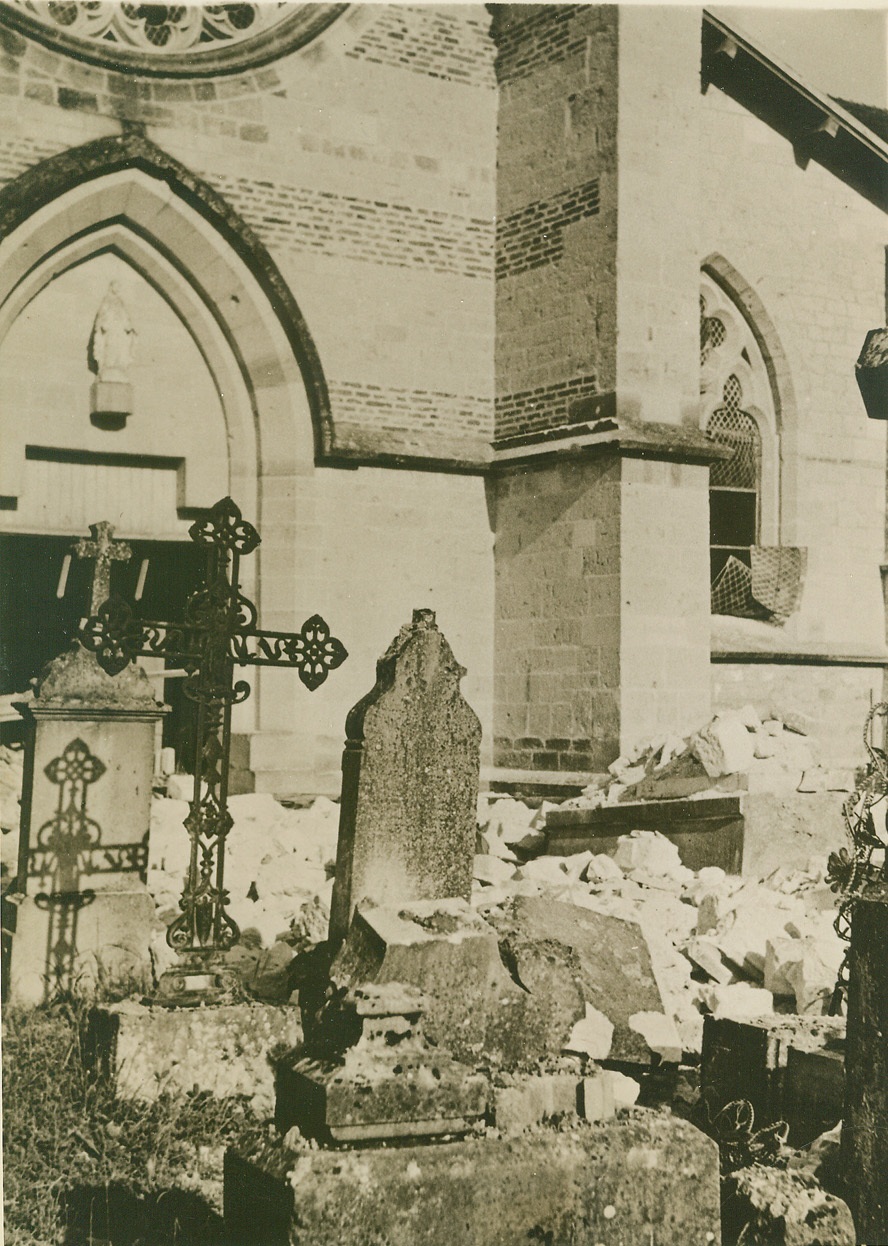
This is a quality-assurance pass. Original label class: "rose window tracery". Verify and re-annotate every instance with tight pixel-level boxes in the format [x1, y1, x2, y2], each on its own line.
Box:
[0, 1, 345, 75]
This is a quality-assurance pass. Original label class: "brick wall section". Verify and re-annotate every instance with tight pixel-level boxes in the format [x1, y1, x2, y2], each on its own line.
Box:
[493, 5, 618, 439]
[197, 171, 492, 281]
[493, 453, 713, 773]
[495, 375, 600, 442]
[492, 5, 589, 85]
[345, 5, 496, 87]
[496, 177, 600, 279]
[328, 381, 490, 460]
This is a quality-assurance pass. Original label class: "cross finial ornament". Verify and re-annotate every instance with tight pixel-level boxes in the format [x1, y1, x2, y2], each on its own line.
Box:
[74, 521, 132, 616]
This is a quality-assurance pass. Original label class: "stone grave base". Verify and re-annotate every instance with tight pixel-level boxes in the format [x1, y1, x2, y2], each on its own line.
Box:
[225, 1114, 721, 1246]
[85, 1000, 303, 1117]
[5, 889, 154, 1006]
[545, 794, 744, 873]
[702, 1013, 845, 1147]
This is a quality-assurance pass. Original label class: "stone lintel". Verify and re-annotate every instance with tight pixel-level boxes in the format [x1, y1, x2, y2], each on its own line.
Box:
[545, 794, 745, 874]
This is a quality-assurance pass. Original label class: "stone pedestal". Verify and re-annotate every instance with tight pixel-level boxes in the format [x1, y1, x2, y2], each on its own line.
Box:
[842, 884, 888, 1241]
[225, 1115, 722, 1246]
[5, 644, 166, 1003]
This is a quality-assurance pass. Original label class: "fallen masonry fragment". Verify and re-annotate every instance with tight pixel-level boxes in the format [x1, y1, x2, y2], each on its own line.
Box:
[225, 1116, 722, 1246]
[721, 1165, 854, 1246]
[701, 1014, 845, 1148]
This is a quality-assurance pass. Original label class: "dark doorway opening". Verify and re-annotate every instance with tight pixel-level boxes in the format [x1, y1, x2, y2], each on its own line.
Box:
[0, 535, 203, 767]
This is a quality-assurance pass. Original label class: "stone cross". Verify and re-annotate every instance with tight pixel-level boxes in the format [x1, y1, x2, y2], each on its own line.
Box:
[328, 608, 482, 947]
[74, 521, 132, 616]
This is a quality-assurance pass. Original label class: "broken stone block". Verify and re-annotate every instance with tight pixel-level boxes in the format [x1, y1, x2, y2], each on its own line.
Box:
[701, 1014, 845, 1149]
[225, 1115, 721, 1246]
[490, 895, 669, 1066]
[628, 1011, 682, 1064]
[685, 936, 734, 983]
[699, 982, 774, 1020]
[722, 1165, 854, 1246]
[84, 1001, 302, 1117]
[690, 714, 755, 779]
[491, 1073, 579, 1134]
[604, 1069, 641, 1109]
[330, 899, 584, 1069]
[577, 1071, 615, 1122]
[564, 1003, 614, 1060]
[472, 853, 515, 886]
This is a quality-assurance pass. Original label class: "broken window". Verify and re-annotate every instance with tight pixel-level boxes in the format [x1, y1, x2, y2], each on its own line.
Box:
[700, 277, 802, 621]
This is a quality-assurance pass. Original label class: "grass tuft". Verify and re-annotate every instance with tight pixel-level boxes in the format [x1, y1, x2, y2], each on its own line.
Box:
[2, 999, 267, 1245]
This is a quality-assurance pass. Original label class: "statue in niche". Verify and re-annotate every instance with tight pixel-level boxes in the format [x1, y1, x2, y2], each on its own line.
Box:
[88, 282, 136, 383]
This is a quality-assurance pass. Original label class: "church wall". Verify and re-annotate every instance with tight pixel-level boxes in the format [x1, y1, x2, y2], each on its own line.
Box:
[0, 8, 498, 792]
[0, 7, 497, 466]
[700, 81, 888, 756]
[492, 4, 619, 443]
[246, 462, 494, 796]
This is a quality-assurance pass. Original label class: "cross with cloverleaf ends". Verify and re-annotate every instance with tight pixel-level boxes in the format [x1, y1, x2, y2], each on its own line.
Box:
[79, 496, 347, 1006]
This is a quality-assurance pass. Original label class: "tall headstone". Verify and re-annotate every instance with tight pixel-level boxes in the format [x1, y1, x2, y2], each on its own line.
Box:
[842, 881, 888, 1242]
[328, 609, 481, 947]
[3, 523, 166, 1004]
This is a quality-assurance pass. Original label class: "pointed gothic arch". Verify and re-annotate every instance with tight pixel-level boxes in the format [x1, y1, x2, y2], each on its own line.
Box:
[0, 129, 334, 481]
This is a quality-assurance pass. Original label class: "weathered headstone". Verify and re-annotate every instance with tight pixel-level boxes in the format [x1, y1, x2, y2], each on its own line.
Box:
[328, 608, 481, 946]
[842, 881, 888, 1242]
[5, 520, 166, 1002]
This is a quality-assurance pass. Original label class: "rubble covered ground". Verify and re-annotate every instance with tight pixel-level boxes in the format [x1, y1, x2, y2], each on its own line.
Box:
[0, 706, 875, 1244]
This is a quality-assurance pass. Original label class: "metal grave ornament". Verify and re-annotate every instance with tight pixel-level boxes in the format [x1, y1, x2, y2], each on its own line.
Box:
[79, 496, 347, 1005]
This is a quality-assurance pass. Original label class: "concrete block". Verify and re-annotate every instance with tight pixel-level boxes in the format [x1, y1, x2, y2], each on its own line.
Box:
[225, 1115, 721, 1246]
[85, 1000, 303, 1117]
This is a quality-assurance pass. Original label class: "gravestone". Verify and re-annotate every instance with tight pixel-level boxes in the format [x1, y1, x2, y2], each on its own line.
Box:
[4, 523, 166, 1004]
[328, 609, 481, 947]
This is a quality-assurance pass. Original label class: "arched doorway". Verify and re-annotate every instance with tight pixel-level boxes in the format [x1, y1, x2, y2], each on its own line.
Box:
[0, 133, 329, 772]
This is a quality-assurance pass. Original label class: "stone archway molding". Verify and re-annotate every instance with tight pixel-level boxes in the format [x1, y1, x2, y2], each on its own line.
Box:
[0, 129, 335, 466]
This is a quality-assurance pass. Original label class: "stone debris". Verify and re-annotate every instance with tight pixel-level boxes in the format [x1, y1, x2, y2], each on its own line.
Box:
[555, 708, 825, 808]
[721, 1164, 855, 1246]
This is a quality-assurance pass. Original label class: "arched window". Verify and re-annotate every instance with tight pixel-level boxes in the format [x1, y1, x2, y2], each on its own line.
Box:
[700, 273, 779, 616]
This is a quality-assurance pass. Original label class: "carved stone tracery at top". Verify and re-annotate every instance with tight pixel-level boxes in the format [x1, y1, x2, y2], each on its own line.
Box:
[0, 1, 346, 76]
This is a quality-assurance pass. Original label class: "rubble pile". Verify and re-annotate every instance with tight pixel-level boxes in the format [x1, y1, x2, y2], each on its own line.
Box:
[557, 706, 854, 805]
[475, 795, 845, 1055]
[143, 785, 846, 1066]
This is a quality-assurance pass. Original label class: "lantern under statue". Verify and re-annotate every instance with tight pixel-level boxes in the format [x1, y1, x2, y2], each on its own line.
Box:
[856, 328, 888, 421]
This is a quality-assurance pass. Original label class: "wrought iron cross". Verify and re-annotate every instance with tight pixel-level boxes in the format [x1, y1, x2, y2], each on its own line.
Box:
[78, 497, 347, 1005]
[74, 520, 132, 615]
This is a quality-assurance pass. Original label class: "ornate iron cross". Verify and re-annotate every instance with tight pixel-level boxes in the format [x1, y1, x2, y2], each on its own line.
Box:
[78, 497, 347, 1005]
